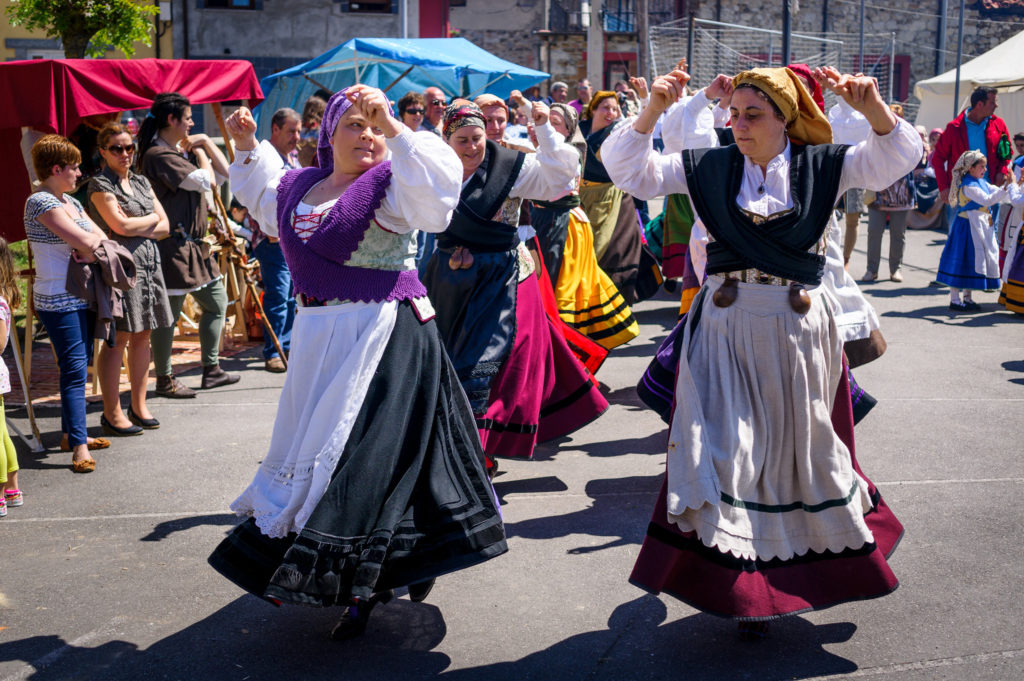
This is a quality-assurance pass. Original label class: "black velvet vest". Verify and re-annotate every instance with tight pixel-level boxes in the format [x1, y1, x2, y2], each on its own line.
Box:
[439, 140, 526, 252]
[582, 122, 616, 184]
[682, 142, 848, 285]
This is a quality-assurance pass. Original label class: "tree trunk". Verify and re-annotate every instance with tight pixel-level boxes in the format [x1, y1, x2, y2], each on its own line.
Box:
[60, 30, 91, 58]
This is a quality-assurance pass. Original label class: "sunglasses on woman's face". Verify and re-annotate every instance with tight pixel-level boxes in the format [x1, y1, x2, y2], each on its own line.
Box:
[405, 108, 425, 115]
[105, 144, 136, 155]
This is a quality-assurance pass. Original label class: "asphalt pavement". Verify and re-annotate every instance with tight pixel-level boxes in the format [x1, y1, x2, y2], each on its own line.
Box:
[0, 222, 1022, 681]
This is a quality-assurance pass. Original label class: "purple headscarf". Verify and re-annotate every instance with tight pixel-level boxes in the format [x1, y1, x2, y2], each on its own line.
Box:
[316, 87, 395, 169]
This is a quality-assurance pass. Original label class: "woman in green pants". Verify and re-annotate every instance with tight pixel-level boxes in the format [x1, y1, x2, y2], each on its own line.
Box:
[137, 92, 240, 396]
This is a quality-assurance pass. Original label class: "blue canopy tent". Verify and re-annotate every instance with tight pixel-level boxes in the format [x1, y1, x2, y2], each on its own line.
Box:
[255, 37, 549, 137]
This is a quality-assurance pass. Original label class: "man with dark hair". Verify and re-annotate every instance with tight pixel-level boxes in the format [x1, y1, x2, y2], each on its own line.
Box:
[931, 85, 1012, 205]
[1013, 132, 1024, 169]
[269, 107, 301, 169]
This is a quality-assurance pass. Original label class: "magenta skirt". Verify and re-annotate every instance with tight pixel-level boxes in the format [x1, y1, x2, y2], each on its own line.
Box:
[477, 275, 608, 459]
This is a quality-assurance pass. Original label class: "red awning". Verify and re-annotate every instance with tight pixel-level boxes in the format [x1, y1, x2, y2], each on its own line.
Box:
[0, 58, 263, 241]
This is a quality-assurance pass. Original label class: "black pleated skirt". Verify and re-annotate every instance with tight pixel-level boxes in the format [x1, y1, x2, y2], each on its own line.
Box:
[208, 301, 508, 607]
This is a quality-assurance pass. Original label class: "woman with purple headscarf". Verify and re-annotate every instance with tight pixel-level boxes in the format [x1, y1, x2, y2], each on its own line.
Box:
[208, 87, 507, 639]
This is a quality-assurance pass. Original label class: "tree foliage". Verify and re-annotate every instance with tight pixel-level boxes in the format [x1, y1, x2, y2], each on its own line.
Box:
[6, 0, 158, 59]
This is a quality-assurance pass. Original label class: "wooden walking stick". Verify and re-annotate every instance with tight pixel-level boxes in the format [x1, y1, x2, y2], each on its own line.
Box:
[209, 191, 289, 369]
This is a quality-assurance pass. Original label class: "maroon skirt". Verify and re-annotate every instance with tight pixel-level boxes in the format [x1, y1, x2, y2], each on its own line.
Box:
[629, 365, 903, 620]
[477, 274, 608, 459]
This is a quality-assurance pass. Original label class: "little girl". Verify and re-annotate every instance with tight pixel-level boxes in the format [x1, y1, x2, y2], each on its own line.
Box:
[937, 150, 1007, 311]
[0, 237, 21, 516]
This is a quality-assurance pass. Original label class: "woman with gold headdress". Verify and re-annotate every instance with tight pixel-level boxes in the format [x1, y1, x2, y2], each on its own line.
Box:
[422, 99, 608, 469]
[578, 91, 663, 304]
[601, 65, 922, 634]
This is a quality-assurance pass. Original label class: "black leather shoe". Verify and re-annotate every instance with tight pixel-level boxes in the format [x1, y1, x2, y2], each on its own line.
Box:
[407, 579, 435, 603]
[100, 414, 143, 437]
[126, 406, 160, 430]
[330, 590, 394, 641]
[201, 364, 241, 389]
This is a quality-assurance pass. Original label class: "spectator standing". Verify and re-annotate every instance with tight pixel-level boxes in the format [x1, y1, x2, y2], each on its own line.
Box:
[931, 86, 1013, 210]
[863, 104, 916, 283]
[24, 135, 109, 471]
[251, 109, 302, 373]
[421, 87, 448, 135]
[269, 108, 301, 170]
[569, 79, 593, 116]
[397, 91, 426, 131]
[87, 122, 173, 433]
[137, 92, 239, 396]
[829, 97, 873, 265]
[297, 94, 327, 168]
[546, 81, 569, 105]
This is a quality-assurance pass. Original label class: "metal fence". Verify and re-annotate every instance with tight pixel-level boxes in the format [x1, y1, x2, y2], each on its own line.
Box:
[649, 19, 913, 118]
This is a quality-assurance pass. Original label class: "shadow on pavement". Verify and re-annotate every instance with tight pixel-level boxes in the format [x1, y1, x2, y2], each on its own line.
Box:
[140, 513, 240, 542]
[577, 429, 667, 457]
[862, 285, 947, 298]
[1002, 360, 1024, 373]
[601, 384, 646, 409]
[492, 475, 569, 506]
[0, 596, 451, 681]
[0, 595, 861, 681]
[882, 306, 1024, 326]
[603, 336, 666, 358]
[440, 595, 860, 681]
[504, 474, 659, 553]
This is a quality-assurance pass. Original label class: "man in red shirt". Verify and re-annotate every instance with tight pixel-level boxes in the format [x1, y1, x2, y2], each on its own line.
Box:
[931, 86, 1013, 205]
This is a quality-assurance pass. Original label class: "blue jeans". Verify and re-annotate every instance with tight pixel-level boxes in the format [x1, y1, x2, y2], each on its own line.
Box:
[416, 231, 437, 278]
[37, 307, 90, 447]
[253, 240, 295, 360]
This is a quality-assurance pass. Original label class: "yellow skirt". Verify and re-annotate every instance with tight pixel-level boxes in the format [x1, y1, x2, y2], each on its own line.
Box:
[556, 207, 639, 349]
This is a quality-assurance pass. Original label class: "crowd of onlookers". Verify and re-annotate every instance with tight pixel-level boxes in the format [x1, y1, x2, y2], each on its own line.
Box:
[840, 85, 1024, 314]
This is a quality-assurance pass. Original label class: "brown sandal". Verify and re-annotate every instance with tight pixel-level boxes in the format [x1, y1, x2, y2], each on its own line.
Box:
[60, 436, 111, 453]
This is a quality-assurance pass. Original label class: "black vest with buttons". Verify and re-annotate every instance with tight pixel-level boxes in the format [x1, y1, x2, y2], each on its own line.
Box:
[682, 142, 849, 285]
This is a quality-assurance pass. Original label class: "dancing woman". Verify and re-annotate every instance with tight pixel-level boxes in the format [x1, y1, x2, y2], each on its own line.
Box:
[422, 100, 608, 465]
[529, 103, 639, 350]
[579, 92, 662, 303]
[937, 150, 1007, 311]
[209, 87, 506, 639]
[601, 66, 921, 635]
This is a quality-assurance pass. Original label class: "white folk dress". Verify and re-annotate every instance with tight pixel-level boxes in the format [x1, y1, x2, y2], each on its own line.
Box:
[602, 116, 921, 563]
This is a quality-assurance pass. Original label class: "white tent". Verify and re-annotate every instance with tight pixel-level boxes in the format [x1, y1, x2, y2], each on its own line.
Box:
[915, 29, 1024, 136]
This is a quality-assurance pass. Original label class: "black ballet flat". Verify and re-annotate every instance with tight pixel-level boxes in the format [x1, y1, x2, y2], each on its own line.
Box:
[127, 406, 160, 430]
[330, 589, 394, 641]
[100, 414, 143, 437]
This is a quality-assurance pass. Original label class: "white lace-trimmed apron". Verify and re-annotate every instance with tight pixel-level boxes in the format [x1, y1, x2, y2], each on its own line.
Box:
[666, 275, 875, 561]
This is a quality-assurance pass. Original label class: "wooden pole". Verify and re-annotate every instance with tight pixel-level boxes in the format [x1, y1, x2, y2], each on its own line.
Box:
[210, 191, 288, 367]
[637, 0, 650, 81]
[211, 102, 233, 163]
